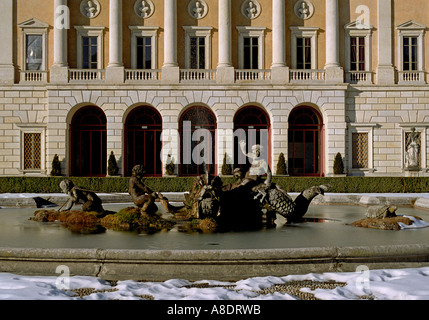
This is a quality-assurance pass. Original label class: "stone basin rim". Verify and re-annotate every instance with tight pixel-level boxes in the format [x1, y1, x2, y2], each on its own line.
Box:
[0, 244, 428, 281]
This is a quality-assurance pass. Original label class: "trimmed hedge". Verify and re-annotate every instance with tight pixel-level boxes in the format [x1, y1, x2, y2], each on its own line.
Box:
[0, 176, 428, 194]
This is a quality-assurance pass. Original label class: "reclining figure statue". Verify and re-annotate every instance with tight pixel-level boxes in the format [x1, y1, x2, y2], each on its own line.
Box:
[59, 179, 104, 213]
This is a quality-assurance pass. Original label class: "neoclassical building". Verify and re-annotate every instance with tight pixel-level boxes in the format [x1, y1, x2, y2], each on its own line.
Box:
[0, 0, 429, 177]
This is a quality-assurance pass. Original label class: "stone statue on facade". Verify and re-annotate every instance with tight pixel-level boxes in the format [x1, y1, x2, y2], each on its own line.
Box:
[246, 1, 258, 19]
[298, 1, 310, 19]
[138, 0, 151, 18]
[294, 0, 314, 20]
[192, 1, 204, 18]
[405, 127, 421, 169]
[84, 0, 98, 18]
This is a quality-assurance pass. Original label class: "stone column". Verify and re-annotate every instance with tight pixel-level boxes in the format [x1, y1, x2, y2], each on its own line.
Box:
[325, 0, 343, 83]
[51, 0, 69, 83]
[106, 0, 124, 83]
[271, 0, 289, 84]
[0, 0, 15, 84]
[162, 0, 179, 83]
[376, 0, 395, 84]
[216, 0, 234, 83]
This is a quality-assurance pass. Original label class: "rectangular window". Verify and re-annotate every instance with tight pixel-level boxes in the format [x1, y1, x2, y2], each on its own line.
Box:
[23, 133, 42, 170]
[26, 35, 43, 71]
[352, 132, 369, 169]
[403, 36, 418, 71]
[243, 37, 259, 69]
[190, 36, 206, 69]
[350, 36, 365, 71]
[136, 36, 152, 69]
[296, 37, 312, 69]
[82, 36, 98, 69]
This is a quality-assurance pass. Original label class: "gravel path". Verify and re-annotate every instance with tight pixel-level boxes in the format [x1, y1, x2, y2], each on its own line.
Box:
[67, 280, 351, 300]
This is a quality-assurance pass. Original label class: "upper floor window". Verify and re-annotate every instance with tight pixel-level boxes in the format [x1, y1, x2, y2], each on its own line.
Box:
[243, 37, 259, 69]
[350, 37, 365, 71]
[136, 36, 152, 69]
[237, 26, 266, 70]
[26, 35, 43, 71]
[75, 26, 105, 69]
[344, 21, 374, 84]
[290, 27, 318, 70]
[396, 20, 426, 83]
[18, 18, 49, 82]
[129, 26, 159, 70]
[190, 36, 206, 69]
[82, 36, 98, 69]
[402, 36, 418, 71]
[296, 37, 312, 69]
[183, 26, 212, 69]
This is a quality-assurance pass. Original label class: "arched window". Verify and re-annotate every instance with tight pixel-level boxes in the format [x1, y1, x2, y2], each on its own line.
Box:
[288, 106, 324, 176]
[233, 106, 271, 171]
[124, 106, 162, 177]
[70, 106, 107, 177]
[179, 106, 216, 176]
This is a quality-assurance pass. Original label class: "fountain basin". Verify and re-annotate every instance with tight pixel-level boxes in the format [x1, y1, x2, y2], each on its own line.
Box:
[0, 194, 428, 281]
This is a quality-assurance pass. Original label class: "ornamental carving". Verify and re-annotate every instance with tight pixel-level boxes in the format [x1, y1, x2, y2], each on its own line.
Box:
[134, 0, 155, 19]
[241, 0, 261, 20]
[80, 0, 101, 19]
[188, 0, 208, 19]
[294, 0, 314, 20]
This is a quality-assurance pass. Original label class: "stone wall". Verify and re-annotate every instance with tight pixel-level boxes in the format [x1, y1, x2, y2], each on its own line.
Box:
[1, 84, 429, 177]
[346, 86, 429, 176]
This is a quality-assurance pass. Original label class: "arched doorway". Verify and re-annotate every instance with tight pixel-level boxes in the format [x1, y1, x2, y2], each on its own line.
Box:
[124, 106, 162, 177]
[70, 106, 107, 177]
[179, 106, 216, 176]
[233, 106, 271, 172]
[288, 106, 324, 176]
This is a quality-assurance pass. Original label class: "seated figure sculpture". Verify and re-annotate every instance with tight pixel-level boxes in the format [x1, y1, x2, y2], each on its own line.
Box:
[59, 179, 104, 213]
[238, 140, 271, 203]
[129, 165, 159, 215]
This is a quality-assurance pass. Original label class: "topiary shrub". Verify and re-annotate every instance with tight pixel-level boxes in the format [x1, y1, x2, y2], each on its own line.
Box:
[50, 154, 62, 176]
[333, 152, 344, 174]
[107, 151, 119, 176]
[221, 153, 232, 175]
[275, 152, 287, 175]
[165, 154, 176, 175]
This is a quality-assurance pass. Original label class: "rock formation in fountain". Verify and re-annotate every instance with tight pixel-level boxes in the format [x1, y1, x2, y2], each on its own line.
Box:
[351, 205, 426, 231]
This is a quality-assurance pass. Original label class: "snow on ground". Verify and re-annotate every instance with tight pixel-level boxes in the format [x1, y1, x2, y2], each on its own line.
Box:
[1, 267, 429, 300]
[1, 193, 428, 301]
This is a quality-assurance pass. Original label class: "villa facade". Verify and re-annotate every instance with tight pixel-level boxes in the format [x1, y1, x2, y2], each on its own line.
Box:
[0, 0, 429, 177]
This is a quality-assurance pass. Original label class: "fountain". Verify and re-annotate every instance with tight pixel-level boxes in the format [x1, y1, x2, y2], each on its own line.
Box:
[2, 144, 429, 281]
[0, 182, 427, 280]
[30, 163, 331, 234]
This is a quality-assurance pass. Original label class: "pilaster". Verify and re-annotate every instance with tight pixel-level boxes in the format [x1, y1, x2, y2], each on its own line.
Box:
[0, 0, 15, 84]
[376, 0, 395, 84]
[216, 0, 234, 84]
[324, 0, 343, 83]
[106, 0, 124, 84]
